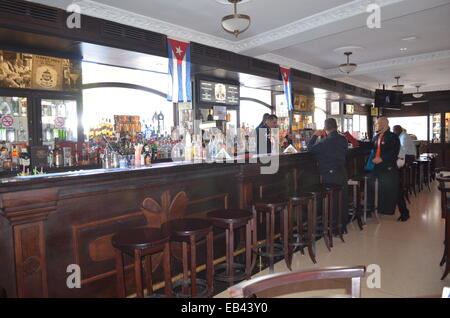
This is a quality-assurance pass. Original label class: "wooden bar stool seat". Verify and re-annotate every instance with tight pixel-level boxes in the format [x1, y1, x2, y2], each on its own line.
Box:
[304, 185, 332, 252]
[161, 218, 214, 298]
[207, 209, 255, 284]
[252, 197, 291, 273]
[289, 192, 317, 264]
[112, 227, 172, 298]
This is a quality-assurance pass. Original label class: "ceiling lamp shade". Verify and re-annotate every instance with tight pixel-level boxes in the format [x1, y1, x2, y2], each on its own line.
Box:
[412, 85, 424, 98]
[221, 0, 251, 37]
[392, 76, 405, 91]
[339, 52, 357, 74]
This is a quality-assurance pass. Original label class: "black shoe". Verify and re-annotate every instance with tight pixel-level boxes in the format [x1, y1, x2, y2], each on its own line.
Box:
[398, 215, 410, 222]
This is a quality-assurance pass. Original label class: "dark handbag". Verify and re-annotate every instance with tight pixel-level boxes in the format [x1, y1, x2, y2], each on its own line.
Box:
[365, 150, 375, 171]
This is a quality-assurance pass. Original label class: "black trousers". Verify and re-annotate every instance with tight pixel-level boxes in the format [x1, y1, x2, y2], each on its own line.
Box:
[320, 168, 349, 227]
[368, 166, 399, 215]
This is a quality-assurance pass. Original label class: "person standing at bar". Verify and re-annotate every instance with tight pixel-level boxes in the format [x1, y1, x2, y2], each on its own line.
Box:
[370, 117, 401, 216]
[393, 125, 414, 221]
[255, 114, 278, 154]
[308, 118, 349, 227]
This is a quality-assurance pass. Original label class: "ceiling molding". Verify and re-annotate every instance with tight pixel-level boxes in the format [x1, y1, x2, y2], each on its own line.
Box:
[75, 0, 237, 51]
[325, 49, 450, 76]
[256, 53, 324, 76]
[403, 84, 450, 94]
[233, 0, 406, 53]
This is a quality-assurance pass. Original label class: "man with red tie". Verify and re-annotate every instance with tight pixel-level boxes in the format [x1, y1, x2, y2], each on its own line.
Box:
[370, 117, 401, 216]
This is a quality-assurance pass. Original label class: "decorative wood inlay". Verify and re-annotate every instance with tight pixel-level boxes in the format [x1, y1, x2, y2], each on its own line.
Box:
[13, 221, 48, 298]
[141, 191, 188, 227]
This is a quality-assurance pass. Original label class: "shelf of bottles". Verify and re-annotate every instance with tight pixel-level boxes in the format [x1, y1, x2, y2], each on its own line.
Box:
[290, 113, 314, 151]
[430, 113, 441, 144]
[445, 113, 450, 144]
[0, 96, 29, 172]
[42, 99, 78, 146]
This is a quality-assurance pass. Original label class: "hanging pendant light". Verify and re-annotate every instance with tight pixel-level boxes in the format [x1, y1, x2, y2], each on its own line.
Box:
[221, 0, 251, 37]
[339, 52, 358, 74]
[412, 85, 424, 98]
[392, 76, 405, 91]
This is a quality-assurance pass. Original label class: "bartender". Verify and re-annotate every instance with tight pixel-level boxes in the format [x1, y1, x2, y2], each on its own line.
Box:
[255, 114, 278, 154]
[370, 117, 400, 215]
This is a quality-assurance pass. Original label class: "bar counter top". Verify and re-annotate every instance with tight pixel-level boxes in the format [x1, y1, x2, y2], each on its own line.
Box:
[0, 147, 367, 189]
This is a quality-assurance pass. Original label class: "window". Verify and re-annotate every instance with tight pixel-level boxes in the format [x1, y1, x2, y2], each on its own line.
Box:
[240, 87, 272, 129]
[81, 62, 174, 139]
[83, 87, 174, 138]
[314, 98, 327, 130]
[387, 116, 428, 141]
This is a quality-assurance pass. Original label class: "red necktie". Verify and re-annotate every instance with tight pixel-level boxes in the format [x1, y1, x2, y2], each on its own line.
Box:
[375, 133, 385, 159]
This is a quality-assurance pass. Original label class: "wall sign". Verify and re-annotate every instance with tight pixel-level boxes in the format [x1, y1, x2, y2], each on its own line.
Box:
[1, 115, 14, 127]
[198, 80, 239, 106]
[0, 50, 82, 91]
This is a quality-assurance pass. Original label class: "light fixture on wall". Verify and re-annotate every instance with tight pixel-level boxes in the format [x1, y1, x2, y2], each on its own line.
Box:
[392, 76, 404, 91]
[221, 0, 251, 37]
[339, 52, 357, 74]
[412, 85, 424, 99]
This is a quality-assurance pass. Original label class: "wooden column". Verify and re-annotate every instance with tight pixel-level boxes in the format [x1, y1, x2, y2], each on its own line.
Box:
[0, 188, 58, 298]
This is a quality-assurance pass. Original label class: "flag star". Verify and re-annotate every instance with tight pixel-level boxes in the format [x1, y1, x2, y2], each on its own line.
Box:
[176, 47, 183, 55]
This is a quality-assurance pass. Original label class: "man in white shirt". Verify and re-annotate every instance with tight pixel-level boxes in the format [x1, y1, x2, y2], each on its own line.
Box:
[394, 125, 416, 168]
[393, 125, 414, 221]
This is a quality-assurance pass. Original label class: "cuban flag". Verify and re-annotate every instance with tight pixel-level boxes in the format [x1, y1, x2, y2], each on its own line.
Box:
[280, 67, 293, 111]
[167, 38, 192, 103]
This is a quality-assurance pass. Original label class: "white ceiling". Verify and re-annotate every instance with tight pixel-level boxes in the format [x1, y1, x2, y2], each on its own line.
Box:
[29, 0, 450, 93]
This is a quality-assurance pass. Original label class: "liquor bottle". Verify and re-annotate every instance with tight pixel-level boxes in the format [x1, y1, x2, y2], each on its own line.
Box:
[143, 144, 152, 166]
[53, 143, 63, 168]
[11, 146, 20, 170]
[207, 109, 214, 121]
[19, 147, 30, 171]
[185, 132, 192, 161]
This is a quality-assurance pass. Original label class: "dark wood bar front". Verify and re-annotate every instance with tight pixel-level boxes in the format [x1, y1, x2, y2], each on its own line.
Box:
[0, 148, 368, 298]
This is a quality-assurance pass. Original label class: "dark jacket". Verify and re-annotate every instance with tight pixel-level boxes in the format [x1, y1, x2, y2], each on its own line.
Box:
[308, 131, 348, 174]
[371, 130, 400, 170]
[255, 122, 271, 154]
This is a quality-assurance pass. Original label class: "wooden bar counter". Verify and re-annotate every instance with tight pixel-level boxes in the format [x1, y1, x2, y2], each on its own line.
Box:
[0, 148, 368, 298]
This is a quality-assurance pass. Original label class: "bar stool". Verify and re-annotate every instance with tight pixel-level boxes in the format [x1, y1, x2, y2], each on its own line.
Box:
[304, 185, 331, 251]
[347, 179, 364, 231]
[161, 218, 214, 298]
[400, 164, 411, 204]
[206, 209, 255, 284]
[410, 162, 418, 196]
[112, 227, 172, 298]
[289, 193, 317, 264]
[322, 184, 345, 246]
[252, 197, 291, 273]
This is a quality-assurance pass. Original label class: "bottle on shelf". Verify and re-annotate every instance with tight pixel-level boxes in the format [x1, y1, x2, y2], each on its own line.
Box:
[53, 142, 63, 168]
[11, 146, 20, 170]
[19, 147, 30, 172]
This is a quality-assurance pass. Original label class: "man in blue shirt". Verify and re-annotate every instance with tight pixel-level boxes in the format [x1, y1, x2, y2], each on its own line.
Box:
[308, 118, 349, 228]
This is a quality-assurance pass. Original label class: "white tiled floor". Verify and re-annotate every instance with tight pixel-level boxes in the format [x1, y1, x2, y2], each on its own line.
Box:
[215, 182, 449, 298]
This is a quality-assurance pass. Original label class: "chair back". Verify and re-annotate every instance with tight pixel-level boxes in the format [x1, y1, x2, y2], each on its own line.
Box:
[436, 175, 450, 219]
[228, 266, 366, 298]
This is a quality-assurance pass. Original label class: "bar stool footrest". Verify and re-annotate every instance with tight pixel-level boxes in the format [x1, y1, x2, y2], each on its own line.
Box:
[172, 279, 212, 298]
[214, 263, 247, 283]
[253, 243, 285, 257]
